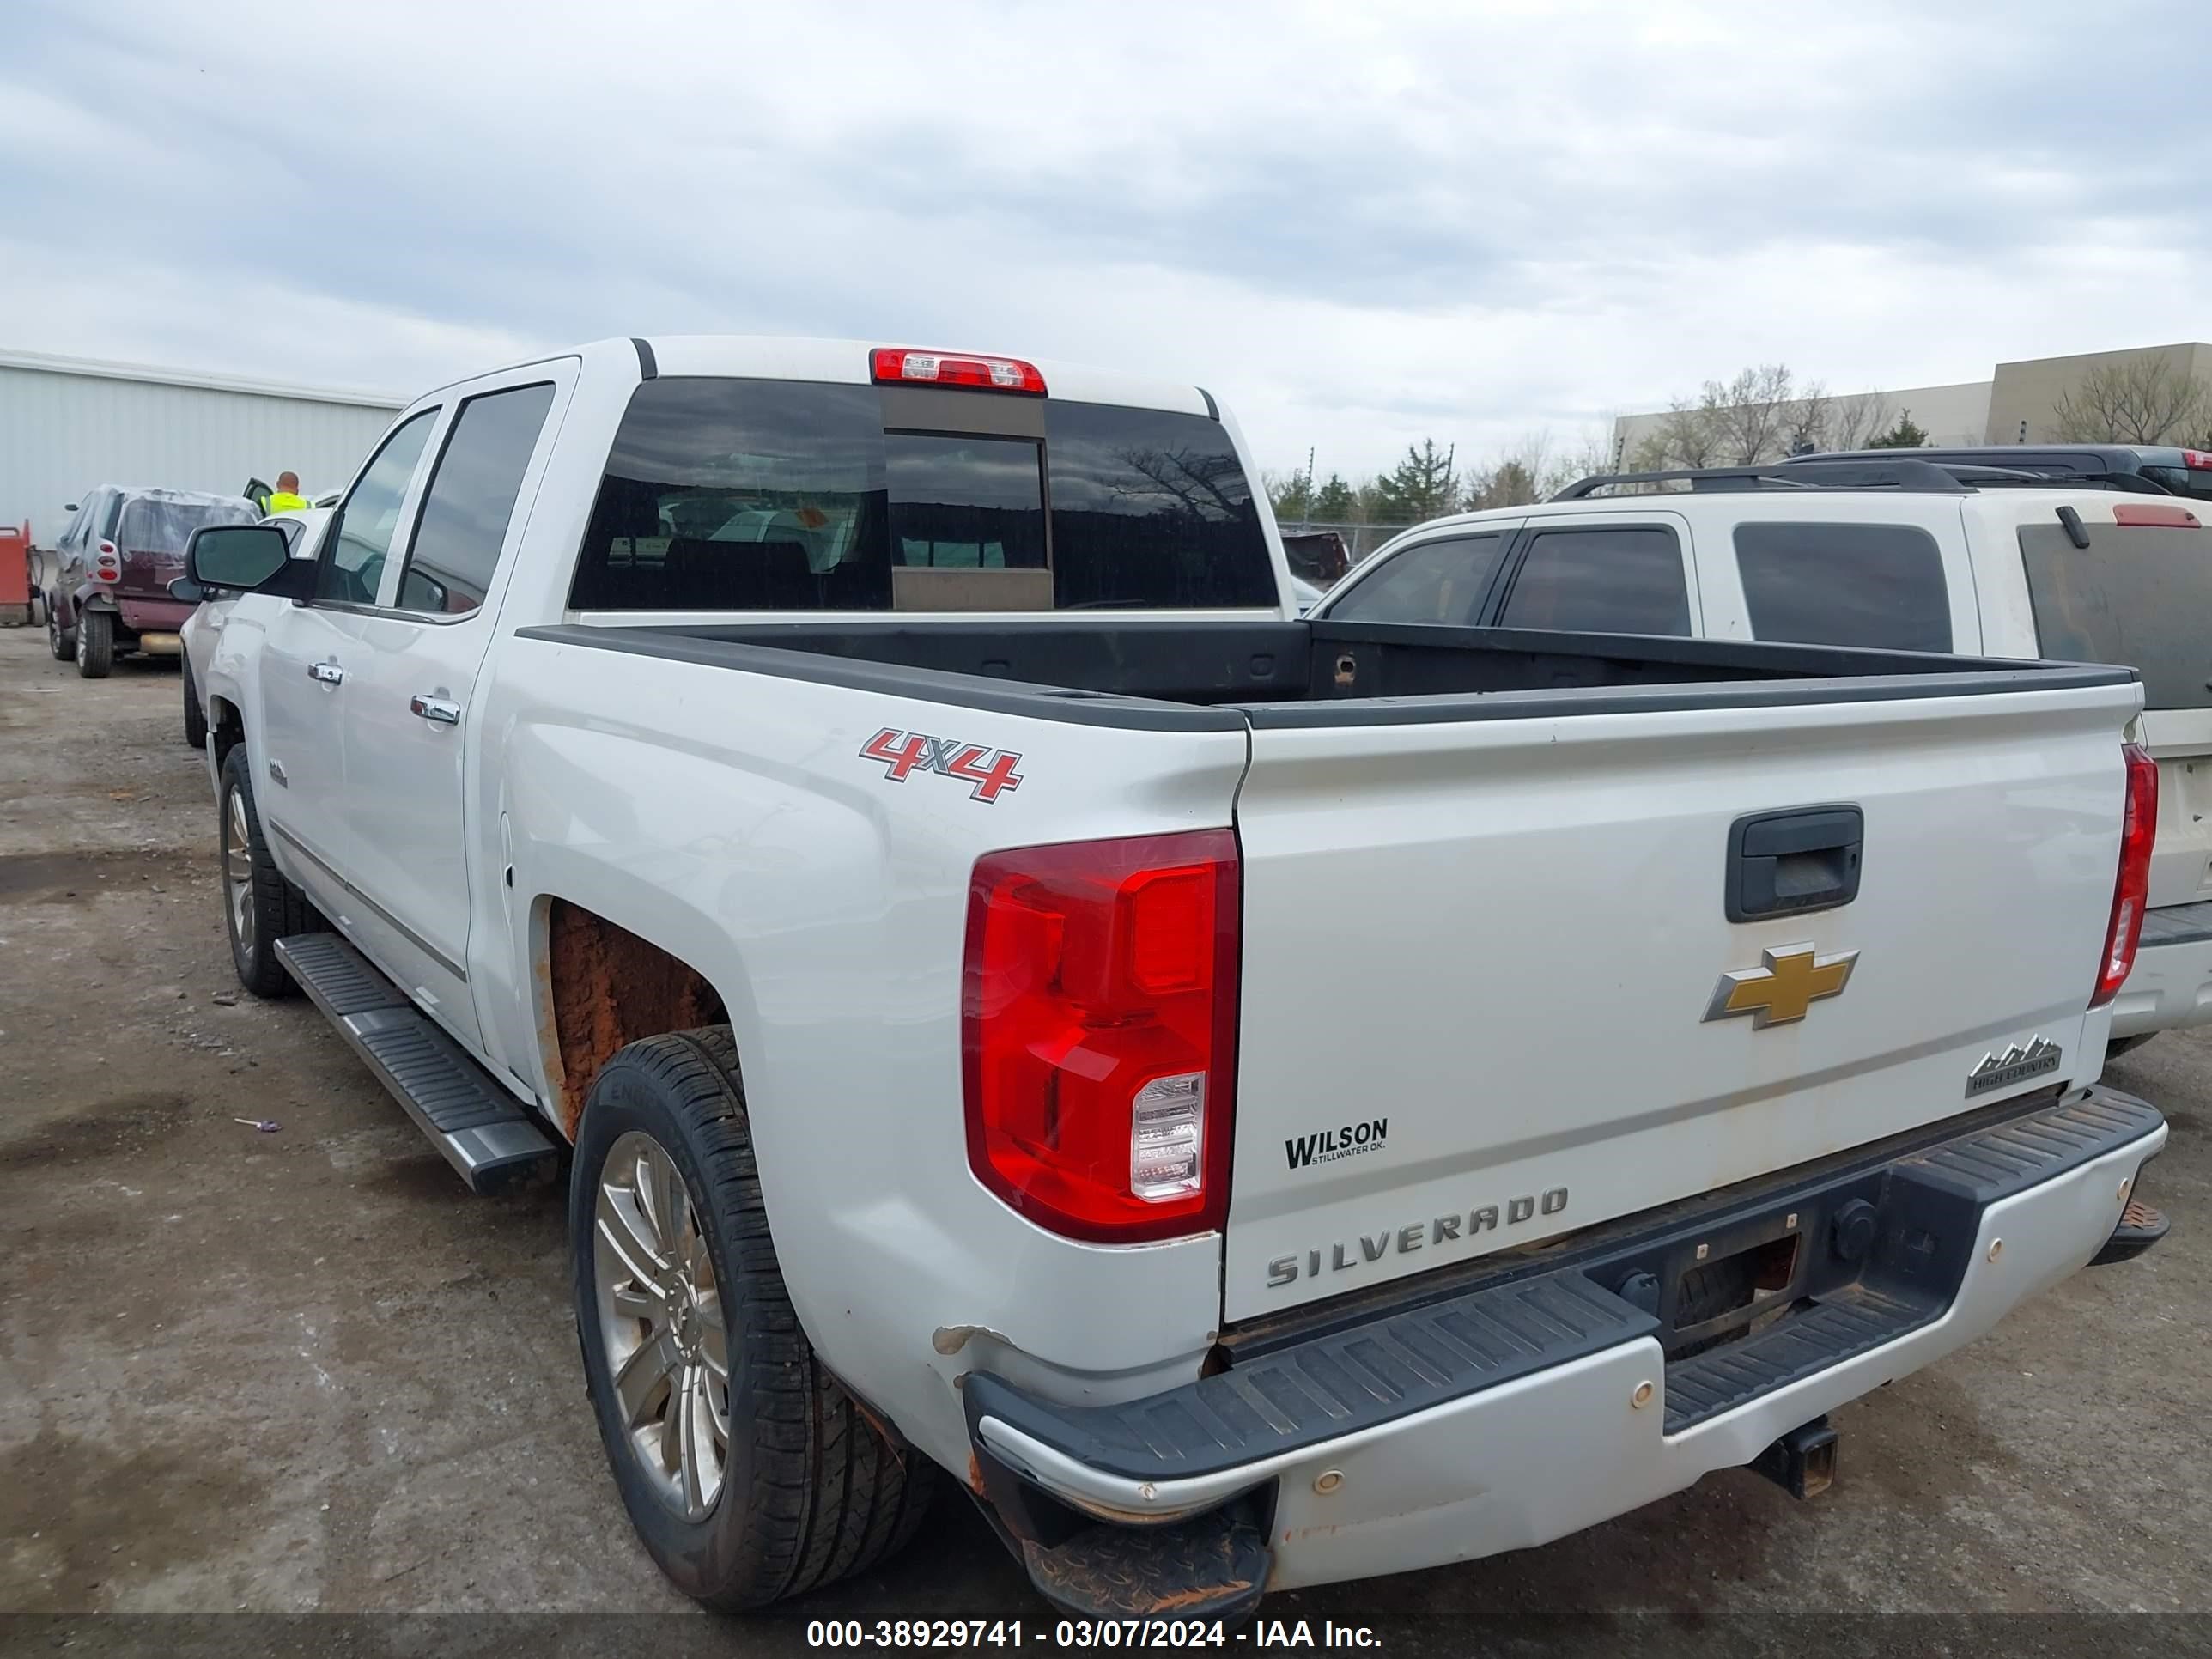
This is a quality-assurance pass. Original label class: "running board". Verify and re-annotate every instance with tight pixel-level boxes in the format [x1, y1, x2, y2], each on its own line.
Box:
[274, 933, 559, 1194]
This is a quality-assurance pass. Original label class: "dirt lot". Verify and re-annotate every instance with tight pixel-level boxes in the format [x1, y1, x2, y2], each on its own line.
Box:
[1, 625, 2207, 1643]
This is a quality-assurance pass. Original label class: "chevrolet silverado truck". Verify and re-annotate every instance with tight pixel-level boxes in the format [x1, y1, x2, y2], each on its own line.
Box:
[183, 337, 2171, 1623]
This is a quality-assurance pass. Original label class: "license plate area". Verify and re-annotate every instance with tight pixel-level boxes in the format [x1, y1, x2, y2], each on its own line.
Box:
[1601, 1167, 1899, 1360]
[1675, 1230, 1801, 1340]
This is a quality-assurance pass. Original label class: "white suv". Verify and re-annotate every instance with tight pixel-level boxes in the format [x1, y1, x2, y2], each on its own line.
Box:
[1315, 460, 2212, 1051]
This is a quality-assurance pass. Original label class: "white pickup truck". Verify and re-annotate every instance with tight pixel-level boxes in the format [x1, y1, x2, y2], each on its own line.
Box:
[182, 338, 2170, 1623]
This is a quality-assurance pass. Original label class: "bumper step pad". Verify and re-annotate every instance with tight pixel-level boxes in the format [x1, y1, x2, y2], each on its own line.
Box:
[1018, 1512, 1270, 1624]
[275, 933, 557, 1194]
[2092, 1200, 2170, 1266]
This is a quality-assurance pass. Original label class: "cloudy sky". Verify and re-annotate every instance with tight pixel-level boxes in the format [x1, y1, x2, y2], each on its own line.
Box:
[3, 1, 2205, 480]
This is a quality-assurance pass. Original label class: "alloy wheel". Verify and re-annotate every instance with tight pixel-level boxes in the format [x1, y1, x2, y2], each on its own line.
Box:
[593, 1130, 732, 1520]
[223, 787, 253, 954]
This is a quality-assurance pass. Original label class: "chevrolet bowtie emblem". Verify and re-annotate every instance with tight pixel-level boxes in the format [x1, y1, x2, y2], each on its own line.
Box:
[1704, 945, 1858, 1029]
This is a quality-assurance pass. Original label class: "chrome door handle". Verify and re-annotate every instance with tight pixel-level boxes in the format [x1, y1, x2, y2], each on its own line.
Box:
[308, 660, 344, 685]
[410, 694, 462, 726]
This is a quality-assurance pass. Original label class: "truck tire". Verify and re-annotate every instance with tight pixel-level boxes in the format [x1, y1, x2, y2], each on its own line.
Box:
[182, 655, 209, 749]
[76, 611, 114, 678]
[218, 744, 322, 998]
[571, 1027, 938, 1607]
[47, 599, 74, 662]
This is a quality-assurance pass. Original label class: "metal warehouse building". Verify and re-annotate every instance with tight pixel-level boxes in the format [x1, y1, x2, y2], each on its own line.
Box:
[0, 348, 405, 544]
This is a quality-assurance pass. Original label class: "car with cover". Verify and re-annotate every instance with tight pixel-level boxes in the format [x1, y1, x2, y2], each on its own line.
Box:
[46, 485, 258, 677]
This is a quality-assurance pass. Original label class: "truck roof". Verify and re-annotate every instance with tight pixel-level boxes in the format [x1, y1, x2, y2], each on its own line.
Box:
[415, 335, 1216, 419]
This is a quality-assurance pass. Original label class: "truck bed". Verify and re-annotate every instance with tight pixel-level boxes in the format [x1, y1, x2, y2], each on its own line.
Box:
[519, 617, 2133, 725]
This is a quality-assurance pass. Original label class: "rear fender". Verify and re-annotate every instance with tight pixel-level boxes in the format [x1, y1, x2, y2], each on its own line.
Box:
[70, 583, 118, 616]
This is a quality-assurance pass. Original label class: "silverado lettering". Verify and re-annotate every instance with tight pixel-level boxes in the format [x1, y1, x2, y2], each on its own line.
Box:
[1266, 1187, 1571, 1286]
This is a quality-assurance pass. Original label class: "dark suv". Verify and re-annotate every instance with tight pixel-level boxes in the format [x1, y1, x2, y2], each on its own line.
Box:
[1790, 443, 2212, 502]
[45, 486, 258, 678]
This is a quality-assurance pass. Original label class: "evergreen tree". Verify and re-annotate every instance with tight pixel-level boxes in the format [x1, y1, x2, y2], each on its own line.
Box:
[1372, 439, 1457, 522]
[1868, 412, 1929, 449]
[1311, 473, 1358, 521]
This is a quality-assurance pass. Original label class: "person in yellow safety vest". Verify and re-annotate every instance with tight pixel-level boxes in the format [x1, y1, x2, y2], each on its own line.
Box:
[264, 471, 312, 514]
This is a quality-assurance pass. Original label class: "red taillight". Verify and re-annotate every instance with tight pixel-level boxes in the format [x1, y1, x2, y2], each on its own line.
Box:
[2183, 449, 2212, 471]
[2112, 503, 2201, 528]
[963, 830, 1239, 1243]
[94, 539, 120, 580]
[2093, 743, 2159, 1008]
[872, 346, 1046, 396]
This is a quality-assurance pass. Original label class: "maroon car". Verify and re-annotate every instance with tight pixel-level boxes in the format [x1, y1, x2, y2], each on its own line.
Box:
[46, 487, 258, 678]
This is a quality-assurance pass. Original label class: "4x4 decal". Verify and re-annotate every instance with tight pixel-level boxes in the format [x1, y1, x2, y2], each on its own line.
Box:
[860, 728, 1024, 803]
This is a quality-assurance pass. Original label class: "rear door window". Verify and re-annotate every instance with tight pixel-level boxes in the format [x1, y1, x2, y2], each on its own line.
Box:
[1327, 534, 1506, 625]
[1497, 525, 1692, 635]
[570, 380, 1276, 611]
[1734, 522, 1951, 653]
[2021, 520, 2212, 708]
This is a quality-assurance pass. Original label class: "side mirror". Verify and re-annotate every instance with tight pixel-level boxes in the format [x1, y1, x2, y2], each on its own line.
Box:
[168, 576, 207, 605]
[64, 501, 78, 513]
[185, 524, 313, 599]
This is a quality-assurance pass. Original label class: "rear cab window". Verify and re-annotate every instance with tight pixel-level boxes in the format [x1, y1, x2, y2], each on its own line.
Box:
[569, 380, 1277, 611]
[2021, 518, 2212, 708]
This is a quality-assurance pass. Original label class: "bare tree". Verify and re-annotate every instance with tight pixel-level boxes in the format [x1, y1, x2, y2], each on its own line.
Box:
[1537, 422, 1616, 496]
[1453, 422, 1619, 508]
[1465, 458, 1540, 511]
[1650, 398, 1724, 469]
[2052, 356, 2212, 445]
[1826, 389, 1897, 452]
[1784, 380, 1831, 455]
[1701, 365, 1801, 464]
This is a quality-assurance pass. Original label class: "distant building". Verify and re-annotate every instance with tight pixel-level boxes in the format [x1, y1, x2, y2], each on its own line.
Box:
[1611, 342, 2212, 467]
[0, 348, 405, 540]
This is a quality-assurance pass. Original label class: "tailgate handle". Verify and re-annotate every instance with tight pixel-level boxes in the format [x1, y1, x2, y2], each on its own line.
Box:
[1727, 805, 1863, 922]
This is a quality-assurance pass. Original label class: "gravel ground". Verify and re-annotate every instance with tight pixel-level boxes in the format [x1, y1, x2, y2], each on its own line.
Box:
[0, 625, 2204, 1650]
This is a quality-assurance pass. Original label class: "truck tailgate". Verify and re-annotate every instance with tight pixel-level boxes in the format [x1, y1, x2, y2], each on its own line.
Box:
[1224, 680, 2140, 1320]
